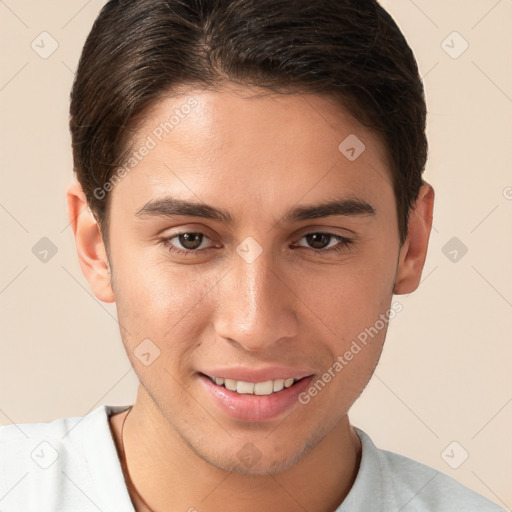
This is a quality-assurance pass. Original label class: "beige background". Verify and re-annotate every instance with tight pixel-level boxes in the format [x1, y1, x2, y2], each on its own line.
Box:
[1, 0, 511, 508]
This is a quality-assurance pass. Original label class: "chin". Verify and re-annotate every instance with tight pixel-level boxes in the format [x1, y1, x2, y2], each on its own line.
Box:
[190, 434, 316, 476]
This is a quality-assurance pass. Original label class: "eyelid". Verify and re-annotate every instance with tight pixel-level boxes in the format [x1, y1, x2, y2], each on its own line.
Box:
[161, 229, 354, 257]
[294, 225, 357, 238]
[292, 232, 348, 246]
[165, 231, 217, 252]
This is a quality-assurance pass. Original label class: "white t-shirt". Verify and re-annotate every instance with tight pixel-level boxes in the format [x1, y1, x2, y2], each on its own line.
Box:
[0, 404, 505, 512]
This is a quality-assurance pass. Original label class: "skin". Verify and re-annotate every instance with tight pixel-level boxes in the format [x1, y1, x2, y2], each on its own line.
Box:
[67, 83, 434, 512]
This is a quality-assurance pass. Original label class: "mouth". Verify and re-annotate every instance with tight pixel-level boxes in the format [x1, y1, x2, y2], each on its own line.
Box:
[202, 373, 304, 396]
[198, 372, 314, 422]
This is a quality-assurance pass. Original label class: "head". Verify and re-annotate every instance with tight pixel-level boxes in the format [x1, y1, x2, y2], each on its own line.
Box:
[67, 0, 433, 474]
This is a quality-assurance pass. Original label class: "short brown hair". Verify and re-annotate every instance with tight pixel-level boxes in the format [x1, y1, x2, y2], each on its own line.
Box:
[69, 0, 428, 254]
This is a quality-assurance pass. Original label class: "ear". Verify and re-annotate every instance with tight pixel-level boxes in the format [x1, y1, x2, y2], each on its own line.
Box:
[66, 180, 115, 303]
[394, 182, 435, 295]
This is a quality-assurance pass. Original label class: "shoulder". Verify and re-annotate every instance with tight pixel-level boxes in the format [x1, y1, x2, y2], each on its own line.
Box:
[0, 404, 133, 512]
[0, 408, 88, 476]
[380, 447, 503, 511]
[341, 428, 506, 512]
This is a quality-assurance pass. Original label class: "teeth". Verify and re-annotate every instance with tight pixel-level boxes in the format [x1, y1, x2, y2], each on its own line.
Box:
[254, 381, 273, 395]
[237, 381, 255, 394]
[273, 379, 284, 392]
[284, 378, 295, 388]
[224, 379, 237, 391]
[210, 376, 299, 395]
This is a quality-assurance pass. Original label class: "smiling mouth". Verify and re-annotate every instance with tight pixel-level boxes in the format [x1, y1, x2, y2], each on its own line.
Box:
[202, 374, 305, 396]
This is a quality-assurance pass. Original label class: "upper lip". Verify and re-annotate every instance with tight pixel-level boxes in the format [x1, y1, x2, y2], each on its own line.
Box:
[199, 366, 314, 382]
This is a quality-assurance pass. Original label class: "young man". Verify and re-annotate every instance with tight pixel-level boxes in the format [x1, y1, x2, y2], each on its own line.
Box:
[0, 1, 505, 511]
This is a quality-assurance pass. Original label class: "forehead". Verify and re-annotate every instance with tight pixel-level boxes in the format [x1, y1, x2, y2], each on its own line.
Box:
[132, 83, 390, 165]
[110, 83, 393, 218]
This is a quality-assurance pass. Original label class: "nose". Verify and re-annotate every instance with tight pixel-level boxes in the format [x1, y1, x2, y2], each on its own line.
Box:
[213, 244, 299, 352]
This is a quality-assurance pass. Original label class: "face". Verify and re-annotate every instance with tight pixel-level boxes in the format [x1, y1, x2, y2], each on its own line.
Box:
[74, 83, 427, 475]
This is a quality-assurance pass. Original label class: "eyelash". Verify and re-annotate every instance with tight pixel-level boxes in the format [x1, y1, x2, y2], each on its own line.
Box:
[160, 231, 354, 257]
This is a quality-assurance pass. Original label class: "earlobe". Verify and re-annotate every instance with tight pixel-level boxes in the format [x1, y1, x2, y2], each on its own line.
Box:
[393, 182, 435, 295]
[66, 180, 115, 303]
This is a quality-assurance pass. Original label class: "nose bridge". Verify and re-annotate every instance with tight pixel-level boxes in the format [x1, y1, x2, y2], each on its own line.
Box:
[214, 243, 298, 351]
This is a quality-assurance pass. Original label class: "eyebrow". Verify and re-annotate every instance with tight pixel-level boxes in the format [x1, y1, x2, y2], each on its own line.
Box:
[135, 195, 375, 224]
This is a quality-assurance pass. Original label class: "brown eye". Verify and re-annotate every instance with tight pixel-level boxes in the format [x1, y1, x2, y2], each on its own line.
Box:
[293, 232, 354, 256]
[162, 232, 215, 256]
[304, 233, 332, 250]
[177, 233, 204, 250]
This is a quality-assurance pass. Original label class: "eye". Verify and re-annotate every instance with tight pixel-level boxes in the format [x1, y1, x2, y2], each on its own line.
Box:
[160, 231, 353, 257]
[162, 232, 216, 256]
[292, 232, 353, 255]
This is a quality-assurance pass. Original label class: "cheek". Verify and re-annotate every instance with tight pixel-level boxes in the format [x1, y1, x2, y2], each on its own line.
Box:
[111, 230, 398, 353]
[298, 249, 398, 338]
[111, 246, 213, 345]
[296, 260, 396, 413]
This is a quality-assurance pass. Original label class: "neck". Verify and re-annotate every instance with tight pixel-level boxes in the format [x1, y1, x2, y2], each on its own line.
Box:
[111, 388, 361, 512]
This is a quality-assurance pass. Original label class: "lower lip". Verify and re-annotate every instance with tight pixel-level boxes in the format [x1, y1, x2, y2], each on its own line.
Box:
[198, 373, 314, 422]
